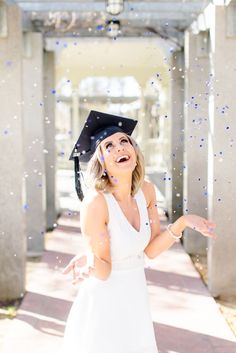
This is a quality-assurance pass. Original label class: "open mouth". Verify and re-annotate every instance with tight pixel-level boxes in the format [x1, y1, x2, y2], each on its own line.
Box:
[115, 155, 131, 164]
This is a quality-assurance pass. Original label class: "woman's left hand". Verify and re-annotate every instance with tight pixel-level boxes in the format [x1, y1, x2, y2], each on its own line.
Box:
[62, 252, 94, 285]
[184, 214, 217, 239]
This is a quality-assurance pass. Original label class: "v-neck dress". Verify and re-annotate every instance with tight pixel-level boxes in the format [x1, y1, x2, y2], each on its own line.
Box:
[63, 187, 159, 353]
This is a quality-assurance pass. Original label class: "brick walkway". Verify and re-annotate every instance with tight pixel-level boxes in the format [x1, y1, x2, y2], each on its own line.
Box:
[1, 207, 236, 353]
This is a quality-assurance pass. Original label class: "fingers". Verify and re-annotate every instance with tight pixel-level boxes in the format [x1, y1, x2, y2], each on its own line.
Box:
[203, 219, 217, 227]
[62, 263, 73, 274]
[201, 230, 218, 239]
[72, 277, 85, 285]
[74, 255, 87, 267]
[71, 266, 94, 285]
[62, 254, 89, 275]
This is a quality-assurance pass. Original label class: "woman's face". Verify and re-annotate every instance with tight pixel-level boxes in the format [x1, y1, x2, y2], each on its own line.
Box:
[99, 132, 137, 176]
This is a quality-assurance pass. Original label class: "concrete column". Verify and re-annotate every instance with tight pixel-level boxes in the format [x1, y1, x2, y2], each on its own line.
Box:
[208, 4, 236, 297]
[137, 89, 149, 158]
[23, 32, 46, 256]
[166, 50, 184, 222]
[72, 88, 80, 140]
[43, 50, 57, 230]
[0, 3, 26, 300]
[183, 30, 209, 255]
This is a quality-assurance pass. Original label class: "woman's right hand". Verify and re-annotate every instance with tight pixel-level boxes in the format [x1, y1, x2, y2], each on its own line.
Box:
[62, 252, 94, 285]
[184, 214, 217, 239]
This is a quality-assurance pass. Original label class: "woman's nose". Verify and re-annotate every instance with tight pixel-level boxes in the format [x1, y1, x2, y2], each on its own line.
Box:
[116, 144, 124, 152]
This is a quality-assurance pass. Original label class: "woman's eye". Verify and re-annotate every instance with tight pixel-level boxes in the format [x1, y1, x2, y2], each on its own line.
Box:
[106, 143, 113, 149]
[121, 139, 129, 144]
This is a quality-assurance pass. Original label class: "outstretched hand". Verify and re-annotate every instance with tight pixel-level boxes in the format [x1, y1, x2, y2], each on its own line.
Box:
[184, 214, 217, 239]
[62, 252, 94, 285]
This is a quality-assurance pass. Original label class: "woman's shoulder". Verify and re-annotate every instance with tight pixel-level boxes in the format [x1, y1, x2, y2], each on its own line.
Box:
[80, 190, 110, 235]
[82, 188, 109, 221]
[83, 188, 108, 206]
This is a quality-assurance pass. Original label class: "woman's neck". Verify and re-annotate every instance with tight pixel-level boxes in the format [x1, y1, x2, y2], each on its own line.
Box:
[109, 173, 133, 202]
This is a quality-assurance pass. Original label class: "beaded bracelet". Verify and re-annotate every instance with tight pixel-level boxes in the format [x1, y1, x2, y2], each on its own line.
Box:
[166, 223, 183, 242]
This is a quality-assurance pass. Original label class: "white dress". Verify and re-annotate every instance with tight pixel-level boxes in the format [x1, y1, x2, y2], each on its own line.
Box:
[63, 187, 159, 353]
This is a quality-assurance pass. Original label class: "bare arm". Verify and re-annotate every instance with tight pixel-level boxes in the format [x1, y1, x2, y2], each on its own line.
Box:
[80, 191, 111, 280]
[144, 181, 217, 259]
[144, 215, 186, 259]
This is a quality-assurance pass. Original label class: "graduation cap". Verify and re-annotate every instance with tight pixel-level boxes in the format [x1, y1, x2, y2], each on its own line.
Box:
[69, 110, 138, 201]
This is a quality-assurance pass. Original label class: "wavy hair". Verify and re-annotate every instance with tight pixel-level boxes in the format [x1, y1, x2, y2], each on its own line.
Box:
[84, 133, 145, 197]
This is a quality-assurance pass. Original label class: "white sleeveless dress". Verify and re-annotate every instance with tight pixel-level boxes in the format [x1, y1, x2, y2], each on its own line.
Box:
[63, 187, 159, 353]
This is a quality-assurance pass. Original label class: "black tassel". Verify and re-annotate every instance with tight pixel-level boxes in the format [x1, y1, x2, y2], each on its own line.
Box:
[74, 157, 84, 201]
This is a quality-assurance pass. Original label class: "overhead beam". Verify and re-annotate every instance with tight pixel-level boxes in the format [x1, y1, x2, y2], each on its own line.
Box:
[16, 1, 206, 13]
[24, 12, 197, 22]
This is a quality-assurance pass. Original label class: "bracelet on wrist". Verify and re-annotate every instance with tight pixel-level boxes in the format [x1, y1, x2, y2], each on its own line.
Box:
[166, 223, 183, 242]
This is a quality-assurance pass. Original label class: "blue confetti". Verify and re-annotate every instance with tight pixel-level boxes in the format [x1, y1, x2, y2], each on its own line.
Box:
[6, 60, 13, 66]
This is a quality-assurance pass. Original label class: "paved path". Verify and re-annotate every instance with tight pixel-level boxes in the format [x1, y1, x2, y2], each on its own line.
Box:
[1, 207, 236, 353]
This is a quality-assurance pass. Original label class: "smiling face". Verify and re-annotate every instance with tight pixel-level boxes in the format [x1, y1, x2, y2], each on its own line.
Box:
[99, 132, 137, 176]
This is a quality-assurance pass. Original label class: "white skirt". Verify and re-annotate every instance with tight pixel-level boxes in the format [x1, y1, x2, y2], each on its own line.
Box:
[63, 263, 158, 353]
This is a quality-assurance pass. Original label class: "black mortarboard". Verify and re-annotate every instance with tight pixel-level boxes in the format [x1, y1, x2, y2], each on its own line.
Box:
[69, 110, 138, 201]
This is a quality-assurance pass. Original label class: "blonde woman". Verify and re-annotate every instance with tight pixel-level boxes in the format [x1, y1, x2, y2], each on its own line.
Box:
[63, 110, 217, 353]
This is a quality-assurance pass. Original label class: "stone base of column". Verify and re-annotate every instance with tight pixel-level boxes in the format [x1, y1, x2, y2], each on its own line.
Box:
[183, 229, 207, 255]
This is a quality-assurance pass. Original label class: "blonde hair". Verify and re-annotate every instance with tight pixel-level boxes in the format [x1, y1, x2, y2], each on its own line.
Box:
[84, 133, 145, 197]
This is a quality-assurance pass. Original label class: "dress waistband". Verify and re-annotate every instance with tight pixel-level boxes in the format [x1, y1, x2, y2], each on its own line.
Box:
[111, 253, 144, 271]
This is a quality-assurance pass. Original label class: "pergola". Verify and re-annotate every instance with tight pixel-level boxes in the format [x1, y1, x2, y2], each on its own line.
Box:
[7, 0, 211, 46]
[1, 0, 236, 301]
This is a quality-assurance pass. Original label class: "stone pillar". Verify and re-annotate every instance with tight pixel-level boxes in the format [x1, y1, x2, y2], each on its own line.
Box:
[183, 30, 209, 255]
[23, 32, 46, 256]
[137, 89, 149, 158]
[166, 50, 184, 222]
[72, 88, 80, 140]
[0, 3, 26, 300]
[43, 50, 57, 230]
[208, 4, 236, 297]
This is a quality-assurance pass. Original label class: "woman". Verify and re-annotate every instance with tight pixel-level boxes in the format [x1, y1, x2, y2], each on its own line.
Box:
[63, 110, 217, 353]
